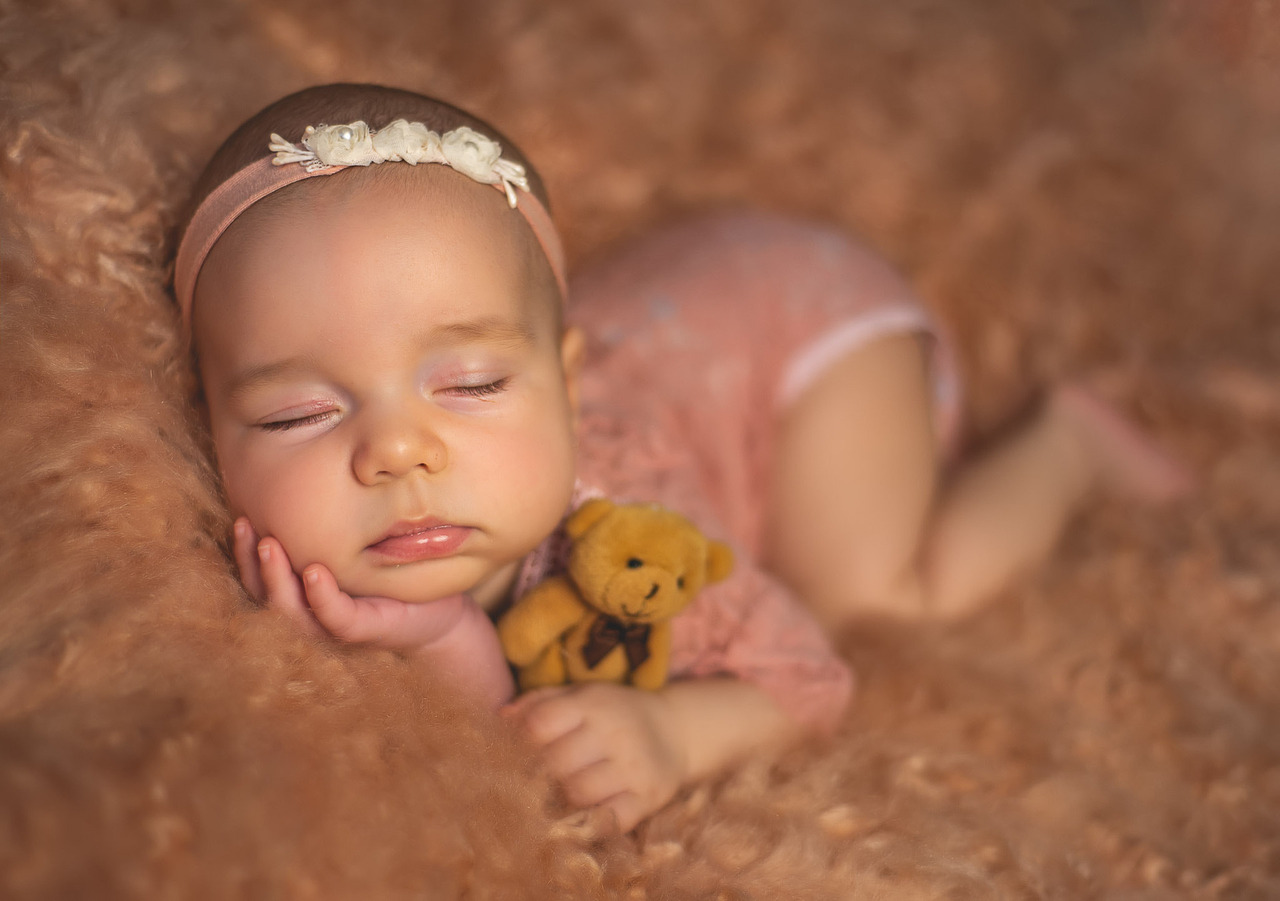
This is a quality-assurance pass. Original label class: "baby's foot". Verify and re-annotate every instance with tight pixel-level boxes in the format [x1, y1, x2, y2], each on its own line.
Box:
[1050, 383, 1195, 502]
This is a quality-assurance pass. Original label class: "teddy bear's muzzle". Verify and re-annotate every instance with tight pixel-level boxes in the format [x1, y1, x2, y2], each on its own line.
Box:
[604, 568, 687, 622]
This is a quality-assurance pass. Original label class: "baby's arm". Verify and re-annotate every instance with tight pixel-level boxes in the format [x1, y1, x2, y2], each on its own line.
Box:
[504, 557, 853, 830]
[503, 678, 792, 833]
[233, 517, 514, 706]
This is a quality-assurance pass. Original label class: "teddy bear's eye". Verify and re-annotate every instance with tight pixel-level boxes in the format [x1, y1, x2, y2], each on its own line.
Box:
[626, 558, 643, 569]
[677, 576, 686, 589]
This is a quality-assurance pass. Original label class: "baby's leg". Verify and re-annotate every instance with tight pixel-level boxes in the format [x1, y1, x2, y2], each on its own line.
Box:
[763, 333, 939, 623]
[765, 339, 1191, 625]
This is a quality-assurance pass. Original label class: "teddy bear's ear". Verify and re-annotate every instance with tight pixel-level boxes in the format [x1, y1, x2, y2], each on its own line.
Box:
[565, 498, 616, 540]
[705, 540, 735, 584]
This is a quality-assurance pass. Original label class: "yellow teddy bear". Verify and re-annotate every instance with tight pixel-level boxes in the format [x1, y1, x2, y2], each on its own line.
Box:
[498, 499, 734, 692]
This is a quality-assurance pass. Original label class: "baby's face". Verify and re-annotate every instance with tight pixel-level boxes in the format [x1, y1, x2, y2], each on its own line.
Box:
[193, 167, 580, 611]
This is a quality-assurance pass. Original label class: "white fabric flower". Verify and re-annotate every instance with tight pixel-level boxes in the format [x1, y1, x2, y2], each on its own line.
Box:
[268, 133, 315, 167]
[372, 119, 444, 165]
[304, 121, 377, 167]
[440, 126, 505, 183]
[268, 120, 532, 207]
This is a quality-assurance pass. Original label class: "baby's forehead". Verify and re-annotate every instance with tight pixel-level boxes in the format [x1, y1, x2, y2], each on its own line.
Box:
[195, 164, 560, 345]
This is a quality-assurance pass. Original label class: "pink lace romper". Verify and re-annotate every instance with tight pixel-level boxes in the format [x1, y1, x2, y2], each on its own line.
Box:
[517, 213, 961, 733]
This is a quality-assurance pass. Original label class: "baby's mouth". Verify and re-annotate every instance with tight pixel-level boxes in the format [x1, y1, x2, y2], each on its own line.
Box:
[367, 518, 474, 563]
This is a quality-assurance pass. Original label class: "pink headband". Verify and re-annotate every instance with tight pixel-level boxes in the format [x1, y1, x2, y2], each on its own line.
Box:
[173, 121, 568, 325]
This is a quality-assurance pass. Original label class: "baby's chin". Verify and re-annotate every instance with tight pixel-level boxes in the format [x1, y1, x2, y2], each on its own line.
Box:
[335, 558, 520, 610]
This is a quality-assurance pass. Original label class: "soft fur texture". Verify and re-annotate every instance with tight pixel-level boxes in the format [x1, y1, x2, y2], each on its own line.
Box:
[2, 0, 1278, 897]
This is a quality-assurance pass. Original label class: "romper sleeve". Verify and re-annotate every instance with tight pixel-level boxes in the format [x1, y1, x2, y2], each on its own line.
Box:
[666, 560, 854, 735]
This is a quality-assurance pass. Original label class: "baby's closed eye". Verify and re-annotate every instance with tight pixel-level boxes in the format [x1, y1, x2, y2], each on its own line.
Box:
[258, 410, 339, 431]
[253, 397, 344, 433]
[439, 377, 510, 399]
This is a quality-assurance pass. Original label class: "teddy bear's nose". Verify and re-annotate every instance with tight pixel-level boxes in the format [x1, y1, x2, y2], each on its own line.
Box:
[645, 583, 659, 600]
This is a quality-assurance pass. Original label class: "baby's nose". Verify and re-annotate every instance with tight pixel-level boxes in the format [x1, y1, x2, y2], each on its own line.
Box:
[352, 410, 448, 484]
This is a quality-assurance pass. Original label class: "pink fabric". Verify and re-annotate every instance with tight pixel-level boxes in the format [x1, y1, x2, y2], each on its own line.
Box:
[569, 212, 961, 555]
[173, 157, 567, 325]
[511, 481, 604, 602]
[543, 212, 965, 732]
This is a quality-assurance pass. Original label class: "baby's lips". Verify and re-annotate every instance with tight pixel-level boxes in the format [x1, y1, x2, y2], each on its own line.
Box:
[366, 523, 474, 563]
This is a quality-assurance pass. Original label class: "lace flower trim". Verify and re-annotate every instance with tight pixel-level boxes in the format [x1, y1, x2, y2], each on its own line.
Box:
[268, 120, 531, 208]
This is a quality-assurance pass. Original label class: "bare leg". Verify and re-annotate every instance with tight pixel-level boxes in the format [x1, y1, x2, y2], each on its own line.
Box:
[763, 333, 939, 626]
[764, 335, 1191, 626]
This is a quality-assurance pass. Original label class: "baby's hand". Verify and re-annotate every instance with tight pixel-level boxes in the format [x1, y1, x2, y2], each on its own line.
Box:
[232, 517, 514, 705]
[234, 517, 458, 648]
[502, 683, 687, 832]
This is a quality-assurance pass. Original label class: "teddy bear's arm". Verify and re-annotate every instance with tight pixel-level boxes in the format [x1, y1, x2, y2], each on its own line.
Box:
[629, 620, 673, 692]
[497, 576, 590, 667]
[515, 643, 569, 691]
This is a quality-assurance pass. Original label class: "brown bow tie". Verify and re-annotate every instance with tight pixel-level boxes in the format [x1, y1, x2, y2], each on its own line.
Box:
[581, 614, 652, 671]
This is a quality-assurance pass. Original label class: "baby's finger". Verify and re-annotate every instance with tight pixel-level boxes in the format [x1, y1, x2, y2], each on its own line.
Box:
[539, 727, 607, 782]
[258, 538, 323, 635]
[232, 518, 266, 603]
[509, 689, 587, 746]
[560, 758, 627, 810]
[501, 685, 572, 720]
[301, 566, 366, 642]
[599, 793, 645, 834]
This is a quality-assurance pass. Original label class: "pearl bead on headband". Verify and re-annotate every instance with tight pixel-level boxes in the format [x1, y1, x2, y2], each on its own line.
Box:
[173, 119, 568, 326]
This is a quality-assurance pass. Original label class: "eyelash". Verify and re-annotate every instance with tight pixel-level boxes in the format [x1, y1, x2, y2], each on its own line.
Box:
[449, 378, 509, 399]
[258, 411, 335, 432]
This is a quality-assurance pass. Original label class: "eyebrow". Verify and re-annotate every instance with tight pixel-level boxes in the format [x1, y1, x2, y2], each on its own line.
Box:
[226, 356, 320, 401]
[426, 315, 538, 349]
[225, 316, 538, 400]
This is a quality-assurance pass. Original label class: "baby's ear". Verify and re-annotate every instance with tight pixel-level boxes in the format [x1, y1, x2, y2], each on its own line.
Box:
[566, 498, 615, 540]
[560, 326, 586, 418]
[704, 540, 735, 584]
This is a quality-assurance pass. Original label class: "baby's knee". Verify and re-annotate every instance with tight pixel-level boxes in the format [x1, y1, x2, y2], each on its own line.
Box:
[790, 554, 930, 628]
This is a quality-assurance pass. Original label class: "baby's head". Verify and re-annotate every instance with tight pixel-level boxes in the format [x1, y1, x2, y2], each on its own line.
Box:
[178, 84, 582, 611]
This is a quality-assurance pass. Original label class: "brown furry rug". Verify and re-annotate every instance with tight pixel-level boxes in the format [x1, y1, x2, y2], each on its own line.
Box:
[3, 0, 1278, 897]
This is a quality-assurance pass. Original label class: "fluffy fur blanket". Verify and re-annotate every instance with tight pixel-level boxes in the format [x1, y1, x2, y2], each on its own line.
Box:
[2, 1, 1277, 897]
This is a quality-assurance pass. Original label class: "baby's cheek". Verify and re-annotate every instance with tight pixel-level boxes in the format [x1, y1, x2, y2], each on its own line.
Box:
[503, 421, 575, 505]
[228, 453, 343, 566]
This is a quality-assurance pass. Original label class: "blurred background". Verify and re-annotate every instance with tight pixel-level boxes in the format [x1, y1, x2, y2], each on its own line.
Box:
[2, 1, 1278, 897]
